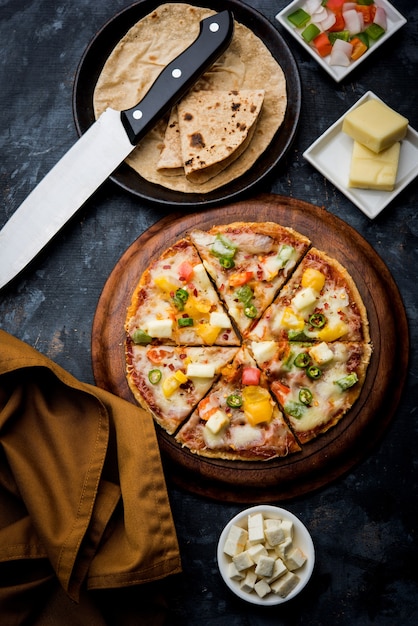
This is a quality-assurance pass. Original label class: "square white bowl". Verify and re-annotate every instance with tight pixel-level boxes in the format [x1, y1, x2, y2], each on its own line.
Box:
[275, 0, 407, 82]
[302, 91, 418, 219]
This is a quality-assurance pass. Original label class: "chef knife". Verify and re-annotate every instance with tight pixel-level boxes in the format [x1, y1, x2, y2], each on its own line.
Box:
[0, 10, 234, 290]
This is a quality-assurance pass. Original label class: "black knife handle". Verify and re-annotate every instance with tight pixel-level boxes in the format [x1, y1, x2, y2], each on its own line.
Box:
[120, 10, 234, 146]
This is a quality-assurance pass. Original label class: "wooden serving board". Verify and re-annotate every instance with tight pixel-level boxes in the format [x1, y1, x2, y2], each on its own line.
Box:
[92, 195, 409, 502]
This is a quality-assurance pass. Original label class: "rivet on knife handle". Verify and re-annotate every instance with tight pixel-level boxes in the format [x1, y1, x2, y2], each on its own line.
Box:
[121, 10, 234, 145]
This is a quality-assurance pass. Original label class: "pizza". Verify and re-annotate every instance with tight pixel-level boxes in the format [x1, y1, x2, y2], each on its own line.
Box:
[125, 221, 372, 461]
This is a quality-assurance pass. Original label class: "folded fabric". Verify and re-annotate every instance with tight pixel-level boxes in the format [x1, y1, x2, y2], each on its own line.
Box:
[0, 330, 181, 622]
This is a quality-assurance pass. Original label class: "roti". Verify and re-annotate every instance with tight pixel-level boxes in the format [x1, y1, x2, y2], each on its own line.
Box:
[124, 221, 372, 461]
[93, 3, 287, 193]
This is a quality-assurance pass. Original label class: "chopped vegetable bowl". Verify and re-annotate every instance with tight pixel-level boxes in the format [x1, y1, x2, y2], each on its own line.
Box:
[217, 505, 315, 605]
[276, 0, 406, 82]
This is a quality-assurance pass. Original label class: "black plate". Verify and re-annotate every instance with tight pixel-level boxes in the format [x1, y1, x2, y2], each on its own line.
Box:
[72, 0, 301, 209]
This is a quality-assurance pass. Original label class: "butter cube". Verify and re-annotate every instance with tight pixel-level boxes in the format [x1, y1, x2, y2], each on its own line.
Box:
[349, 140, 401, 191]
[271, 570, 300, 598]
[223, 524, 248, 557]
[342, 99, 408, 153]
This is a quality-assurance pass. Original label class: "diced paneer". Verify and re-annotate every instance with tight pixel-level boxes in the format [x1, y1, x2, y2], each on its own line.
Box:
[227, 561, 245, 581]
[265, 557, 288, 584]
[271, 571, 300, 598]
[232, 550, 254, 572]
[191, 263, 212, 289]
[205, 409, 229, 435]
[280, 520, 294, 540]
[254, 579, 271, 598]
[292, 287, 318, 312]
[147, 318, 173, 338]
[275, 537, 293, 560]
[247, 543, 268, 564]
[285, 547, 307, 571]
[209, 311, 232, 328]
[240, 570, 258, 593]
[186, 362, 215, 378]
[248, 512, 265, 543]
[264, 519, 285, 546]
[255, 555, 276, 578]
[223, 524, 248, 557]
[308, 342, 335, 365]
[250, 341, 277, 365]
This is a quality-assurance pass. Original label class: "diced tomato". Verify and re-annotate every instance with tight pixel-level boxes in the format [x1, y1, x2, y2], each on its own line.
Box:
[328, 11, 345, 32]
[350, 37, 368, 61]
[271, 381, 291, 406]
[178, 260, 194, 281]
[313, 32, 333, 57]
[229, 271, 254, 287]
[324, 0, 345, 10]
[147, 347, 171, 364]
[241, 367, 261, 386]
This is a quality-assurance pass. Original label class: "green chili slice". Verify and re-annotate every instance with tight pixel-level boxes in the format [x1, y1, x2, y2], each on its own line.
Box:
[236, 284, 253, 304]
[173, 288, 189, 311]
[299, 388, 313, 406]
[309, 313, 326, 328]
[148, 369, 162, 384]
[177, 317, 194, 327]
[294, 352, 312, 368]
[226, 393, 243, 408]
[335, 373, 358, 390]
[307, 365, 322, 380]
[244, 304, 258, 319]
[219, 256, 235, 269]
[131, 329, 152, 345]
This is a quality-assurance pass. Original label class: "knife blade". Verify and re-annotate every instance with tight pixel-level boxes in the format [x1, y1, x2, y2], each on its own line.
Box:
[0, 10, 234, 290]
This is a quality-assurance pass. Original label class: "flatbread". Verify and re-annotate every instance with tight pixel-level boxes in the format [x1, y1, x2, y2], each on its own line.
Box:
[93, 3, 287, 193]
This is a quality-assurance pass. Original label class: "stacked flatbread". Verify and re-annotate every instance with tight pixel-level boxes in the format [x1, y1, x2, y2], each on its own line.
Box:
[93, 3, 287, 193]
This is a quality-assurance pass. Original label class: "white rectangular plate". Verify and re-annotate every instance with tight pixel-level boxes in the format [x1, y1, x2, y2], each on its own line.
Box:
[275, 0, 407, 82]
[302, 91, 418, 219]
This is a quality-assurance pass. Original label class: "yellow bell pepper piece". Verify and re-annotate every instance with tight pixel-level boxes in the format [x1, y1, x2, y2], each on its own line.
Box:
[195, 323, 221, 345]
[154, 275, 180, 294]
[184, 295, 211, 316]
[242, 386, 273, 426]
[173, 370, 188, 384]
[318, 320, 349, 341]
[301, 268, 326, 292]
[281, 307, 304, 331]
[162, 375, 181, 398]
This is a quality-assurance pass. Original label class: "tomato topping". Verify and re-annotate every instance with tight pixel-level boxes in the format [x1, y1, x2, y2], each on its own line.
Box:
[229, 271, 254, 287]
[178, 260, 194, 281]
[271, 381, 291, 405]
[147, 347, 171, 364]
[241, 366, 261, 386]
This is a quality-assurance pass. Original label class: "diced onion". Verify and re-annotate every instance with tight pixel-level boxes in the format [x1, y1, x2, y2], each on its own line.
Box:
[320, 11, 336, 31]
[374, 7, 387, 30]
[342, 9, 362, 35]
[330, 39, 353, 66]
[303, 0, 323, 14]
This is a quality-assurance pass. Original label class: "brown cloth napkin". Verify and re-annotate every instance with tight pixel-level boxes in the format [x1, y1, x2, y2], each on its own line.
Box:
[0, 330, 181, 624]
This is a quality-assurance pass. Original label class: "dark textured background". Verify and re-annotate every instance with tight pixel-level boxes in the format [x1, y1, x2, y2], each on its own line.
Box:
[1, 1, 417, 624]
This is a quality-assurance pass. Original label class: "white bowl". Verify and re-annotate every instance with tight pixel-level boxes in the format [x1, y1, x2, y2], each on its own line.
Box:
[217, 505, 315, 605]
[275, 0, 407, 82]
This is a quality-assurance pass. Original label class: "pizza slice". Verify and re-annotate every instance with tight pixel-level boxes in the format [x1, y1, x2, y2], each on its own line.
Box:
[125, 238, 240, 347]
[248, 248, 370, 344]
[125, 344, 239, 435]
[175, 345, 301, 460]
[189, 222, 311, 336]
[250, 340, 372, 444]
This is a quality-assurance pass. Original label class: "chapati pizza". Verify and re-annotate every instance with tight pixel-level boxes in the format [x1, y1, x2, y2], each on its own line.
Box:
[125, 221, 372, 461]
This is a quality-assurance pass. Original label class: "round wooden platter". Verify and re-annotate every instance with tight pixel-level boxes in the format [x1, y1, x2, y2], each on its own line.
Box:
[92, 194, 409, 502]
